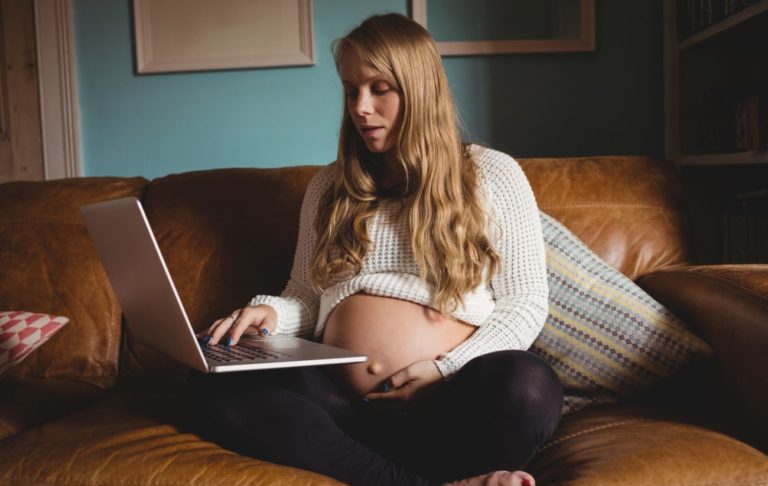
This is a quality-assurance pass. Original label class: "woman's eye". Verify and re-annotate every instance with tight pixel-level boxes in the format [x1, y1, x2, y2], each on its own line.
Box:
[345, 90, 358, 99]
[372, 83, 392, 95]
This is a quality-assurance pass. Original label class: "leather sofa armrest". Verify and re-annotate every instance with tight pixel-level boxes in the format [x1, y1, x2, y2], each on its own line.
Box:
[638, 264, 768, 452]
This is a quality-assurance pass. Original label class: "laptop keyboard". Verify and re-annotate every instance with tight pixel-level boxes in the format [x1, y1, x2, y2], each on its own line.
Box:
[202, 344, 287, 362]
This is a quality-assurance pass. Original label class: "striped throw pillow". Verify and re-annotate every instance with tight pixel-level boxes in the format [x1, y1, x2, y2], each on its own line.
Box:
[530, 212, 712, 415]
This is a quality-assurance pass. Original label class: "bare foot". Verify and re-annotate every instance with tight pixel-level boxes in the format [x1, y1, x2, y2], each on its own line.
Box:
[444, 470, 535, 486]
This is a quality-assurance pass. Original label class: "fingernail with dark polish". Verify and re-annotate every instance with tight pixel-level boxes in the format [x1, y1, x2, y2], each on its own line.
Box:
[381, 382, 390, 393]
[199, 335, 211, 346]
[224, 336, 232, 347]
[260, 328, 270, 336]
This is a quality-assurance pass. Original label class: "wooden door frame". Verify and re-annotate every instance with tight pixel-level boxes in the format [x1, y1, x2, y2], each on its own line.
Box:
[34, 0, 81, 179]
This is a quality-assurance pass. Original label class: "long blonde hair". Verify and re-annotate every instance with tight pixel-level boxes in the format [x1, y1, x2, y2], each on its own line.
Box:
[311, 13, 499, 314]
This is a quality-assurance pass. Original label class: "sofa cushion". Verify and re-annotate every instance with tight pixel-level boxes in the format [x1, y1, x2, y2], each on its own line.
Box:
[0, 378, 106, 441]
[527, 405, 768, 485]
[0, 177, 148, 388]
[0, 383, 341, 486]
[519, 156, 690, 280]
[531, 213, 712, 414]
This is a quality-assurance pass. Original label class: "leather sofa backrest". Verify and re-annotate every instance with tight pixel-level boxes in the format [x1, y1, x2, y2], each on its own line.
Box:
[0, 156, 691, 384]
[121, 166, 320, 380]
[122, 156, 690, 380]
[519, 156, 691, 280]
[0, 176, 148, 388]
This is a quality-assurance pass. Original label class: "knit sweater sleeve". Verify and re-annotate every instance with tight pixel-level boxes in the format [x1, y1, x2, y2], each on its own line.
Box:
[434, 148, 549, 377]
[248, 164, 336, 338]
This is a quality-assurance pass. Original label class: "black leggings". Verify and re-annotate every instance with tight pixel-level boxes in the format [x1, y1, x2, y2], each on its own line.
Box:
[187, 350, 563, 486]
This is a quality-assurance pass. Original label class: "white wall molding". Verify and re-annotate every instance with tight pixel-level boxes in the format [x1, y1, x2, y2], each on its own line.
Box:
[35, 0, 82, 179]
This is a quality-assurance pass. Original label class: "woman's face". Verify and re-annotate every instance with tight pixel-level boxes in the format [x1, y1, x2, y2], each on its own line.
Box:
[340, 51, 403, 155]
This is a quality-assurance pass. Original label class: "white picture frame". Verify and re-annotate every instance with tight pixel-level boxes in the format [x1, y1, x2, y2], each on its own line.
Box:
[133, 0, 315, 74]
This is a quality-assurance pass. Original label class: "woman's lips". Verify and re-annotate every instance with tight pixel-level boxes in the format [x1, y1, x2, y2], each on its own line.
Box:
[361, 125, 384, 139]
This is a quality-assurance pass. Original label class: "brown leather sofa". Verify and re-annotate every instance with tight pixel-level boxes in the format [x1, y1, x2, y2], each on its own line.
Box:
[1, 156, 766, 485]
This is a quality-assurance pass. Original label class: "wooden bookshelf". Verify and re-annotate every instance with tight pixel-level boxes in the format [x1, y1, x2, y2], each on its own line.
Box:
[678, 0, 768, 50]
[665, 1, 768, 264]
[665, 0, 768, 166]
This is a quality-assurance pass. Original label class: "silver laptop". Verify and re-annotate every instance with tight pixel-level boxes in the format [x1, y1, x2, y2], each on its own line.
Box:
[80, 197, 367, 373]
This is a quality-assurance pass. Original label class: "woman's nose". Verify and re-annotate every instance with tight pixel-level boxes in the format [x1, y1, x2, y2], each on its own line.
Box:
[354, 91, 373, 116]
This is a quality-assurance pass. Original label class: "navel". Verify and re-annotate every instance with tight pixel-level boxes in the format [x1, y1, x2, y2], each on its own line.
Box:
[366, 362, 382, 375]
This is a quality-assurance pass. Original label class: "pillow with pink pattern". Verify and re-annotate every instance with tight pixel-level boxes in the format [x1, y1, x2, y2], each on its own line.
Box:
[0, 311, 69, 376]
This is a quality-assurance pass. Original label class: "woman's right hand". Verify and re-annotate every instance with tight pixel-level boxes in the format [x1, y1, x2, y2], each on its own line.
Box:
[201, 304, 278, 346]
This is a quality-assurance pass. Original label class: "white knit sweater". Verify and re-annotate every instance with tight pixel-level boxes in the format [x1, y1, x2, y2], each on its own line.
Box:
[249, 145, 549, 377]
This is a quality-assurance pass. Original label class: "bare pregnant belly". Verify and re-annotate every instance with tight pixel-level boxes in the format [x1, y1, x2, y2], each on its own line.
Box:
[322, 294, 475, 396]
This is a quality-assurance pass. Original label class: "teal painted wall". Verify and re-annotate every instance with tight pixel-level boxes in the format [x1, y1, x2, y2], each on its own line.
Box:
[442, 0, 663, 159]
[75, 0, 662, 178]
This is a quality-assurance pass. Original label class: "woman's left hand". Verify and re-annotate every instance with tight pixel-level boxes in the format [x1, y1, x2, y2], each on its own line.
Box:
[365, 360, 443, 402]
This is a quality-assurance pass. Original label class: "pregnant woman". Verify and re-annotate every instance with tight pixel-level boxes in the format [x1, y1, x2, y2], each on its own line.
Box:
[189, 13, 562, 486]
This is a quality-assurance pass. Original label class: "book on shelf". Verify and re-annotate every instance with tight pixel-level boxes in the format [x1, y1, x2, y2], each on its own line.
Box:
[694, 90, 767, 153]
[695, 93, 736, 153]
[735, 94, 766, 151]
[722, 190, 768, 263]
